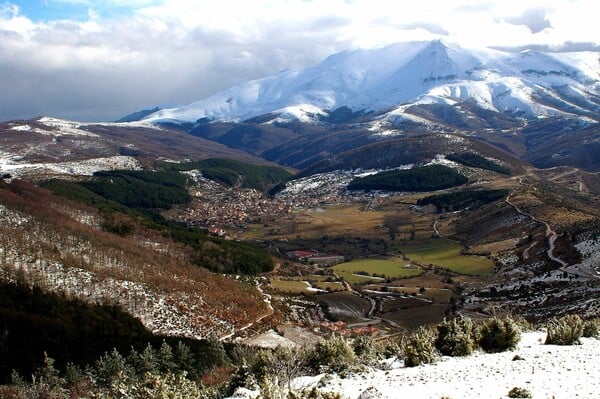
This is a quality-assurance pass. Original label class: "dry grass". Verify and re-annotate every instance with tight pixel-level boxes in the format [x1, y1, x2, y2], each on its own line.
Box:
[245, 204, 393, 239]
[469, 238, 520, 255]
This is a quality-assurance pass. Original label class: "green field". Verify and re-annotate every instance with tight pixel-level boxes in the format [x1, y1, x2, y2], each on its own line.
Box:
[333, 258, 422, 283]
[399, 238, 494, 275]
[269, 279, 313, 294]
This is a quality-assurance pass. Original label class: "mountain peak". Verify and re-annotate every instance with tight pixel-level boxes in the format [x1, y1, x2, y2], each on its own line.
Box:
[142, 41, 599, 124]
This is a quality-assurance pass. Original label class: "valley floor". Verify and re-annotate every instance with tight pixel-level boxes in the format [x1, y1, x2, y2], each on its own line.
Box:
[290, 331, 599, 399]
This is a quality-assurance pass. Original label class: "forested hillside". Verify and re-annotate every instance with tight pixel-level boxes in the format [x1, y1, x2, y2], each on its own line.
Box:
[348, 165, 468, 192]
[40, 173, 275, 274]
[164, 158, 294, 193]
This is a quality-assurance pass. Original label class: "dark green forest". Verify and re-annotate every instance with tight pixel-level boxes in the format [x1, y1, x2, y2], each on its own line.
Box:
[0, 281, 226, 383]
[347, 165, 468, 192]
[417, 189, 509, 212]
[164, 158, 293, 193]
[81, 170, 192, 209]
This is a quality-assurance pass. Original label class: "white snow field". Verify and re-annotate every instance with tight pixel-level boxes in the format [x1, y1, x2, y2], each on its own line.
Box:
[228, 331, 600, 399]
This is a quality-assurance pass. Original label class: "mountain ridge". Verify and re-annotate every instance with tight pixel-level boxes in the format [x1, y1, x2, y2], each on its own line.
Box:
[140, 40, 600, 125]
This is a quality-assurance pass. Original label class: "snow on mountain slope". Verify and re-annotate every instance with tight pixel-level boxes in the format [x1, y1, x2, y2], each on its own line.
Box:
[143, 40, 600, 124]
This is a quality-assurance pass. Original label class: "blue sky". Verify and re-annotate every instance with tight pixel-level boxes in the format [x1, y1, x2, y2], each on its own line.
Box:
[9, 1, 163, 21]
[0, 0, 598, 122]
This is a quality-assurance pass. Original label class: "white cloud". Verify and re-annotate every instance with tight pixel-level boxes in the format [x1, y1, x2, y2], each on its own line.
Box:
[0, 0, 598, 121]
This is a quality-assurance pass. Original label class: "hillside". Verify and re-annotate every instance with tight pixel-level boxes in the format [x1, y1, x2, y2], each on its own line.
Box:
[0, 179, 269, 339]
[0, 117, 273, 179]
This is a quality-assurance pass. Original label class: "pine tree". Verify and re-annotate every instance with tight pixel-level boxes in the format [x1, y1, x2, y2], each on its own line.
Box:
[158, 341, 176, 373]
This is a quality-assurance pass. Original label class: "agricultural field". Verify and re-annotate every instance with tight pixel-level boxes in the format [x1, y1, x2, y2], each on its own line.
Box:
[318, 291, 372, 323]
[391, 286, 454, 303]
[245, 204, 388, 239]
[379, 302, 449, 332]
[399, 238, 494, 275]
[333, 258, 422, 283]
[268, 279, 314, 294]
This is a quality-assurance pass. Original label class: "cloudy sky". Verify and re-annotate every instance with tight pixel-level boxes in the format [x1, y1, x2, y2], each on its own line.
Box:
[1, 0, 598, 122]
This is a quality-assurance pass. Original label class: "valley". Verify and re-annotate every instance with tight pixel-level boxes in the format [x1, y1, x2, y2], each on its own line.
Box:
[1, 116, 599, 348]
[0, 38, 598, 396]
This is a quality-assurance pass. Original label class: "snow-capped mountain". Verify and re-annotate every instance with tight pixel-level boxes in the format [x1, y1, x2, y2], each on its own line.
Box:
[142, 40, 600, 125]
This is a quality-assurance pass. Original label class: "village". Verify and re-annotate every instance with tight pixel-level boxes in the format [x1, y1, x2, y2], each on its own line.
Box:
[166, 170, 395, 239]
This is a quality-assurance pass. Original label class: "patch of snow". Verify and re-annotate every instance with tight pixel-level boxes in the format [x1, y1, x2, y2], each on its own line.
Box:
[243, 330, 298, 349]
[37, 117, 100, 137]
[568, 237, 600, 277]
[10, 124, 32, 131]
[427, 154, 460, 167]
[303, 281, 327, 292]
[272, 104, 328, 123]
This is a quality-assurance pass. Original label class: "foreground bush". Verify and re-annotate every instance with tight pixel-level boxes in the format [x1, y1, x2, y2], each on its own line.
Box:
[309, 335, 355, 373]
[352, 336, 382, 366]
[479, 317, 521, 353]
[583, 318, 599, 338]
[403, 327, 438, 367]
[435, 318, 477, 356]
[545, 314, 584, 345]
[508, 386, 532, 398]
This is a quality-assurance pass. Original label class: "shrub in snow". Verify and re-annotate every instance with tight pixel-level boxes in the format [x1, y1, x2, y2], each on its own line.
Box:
[402, 326, 438, 367]
[91, 371, 203, 399]
[357, 386, 386, 399]
[545, 314, 584, 345]
[479, 316, 520, 353]
[434, 317, 477, 356]
[583, 318, 600, 338]
[309, 334, 355, 373]
[353, 335, 381, 366]
[375, 338, 401, 360]
[289, 388, 342, 399]
[508, 386, 532, 398]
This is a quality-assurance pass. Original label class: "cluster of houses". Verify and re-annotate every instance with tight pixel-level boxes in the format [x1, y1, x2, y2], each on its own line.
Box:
[320, 320, 380, 337]
[174, 177, 291, 231]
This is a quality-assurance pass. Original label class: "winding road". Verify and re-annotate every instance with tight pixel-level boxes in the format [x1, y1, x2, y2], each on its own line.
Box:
[505, 194, 567, 267]
[219, 279, 274, 341]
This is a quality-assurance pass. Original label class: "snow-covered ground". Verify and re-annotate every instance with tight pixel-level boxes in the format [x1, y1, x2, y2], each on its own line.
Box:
[0, 154, 141, 177]
[308, 332, 599, 398]
[230, 332, 600, 398]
